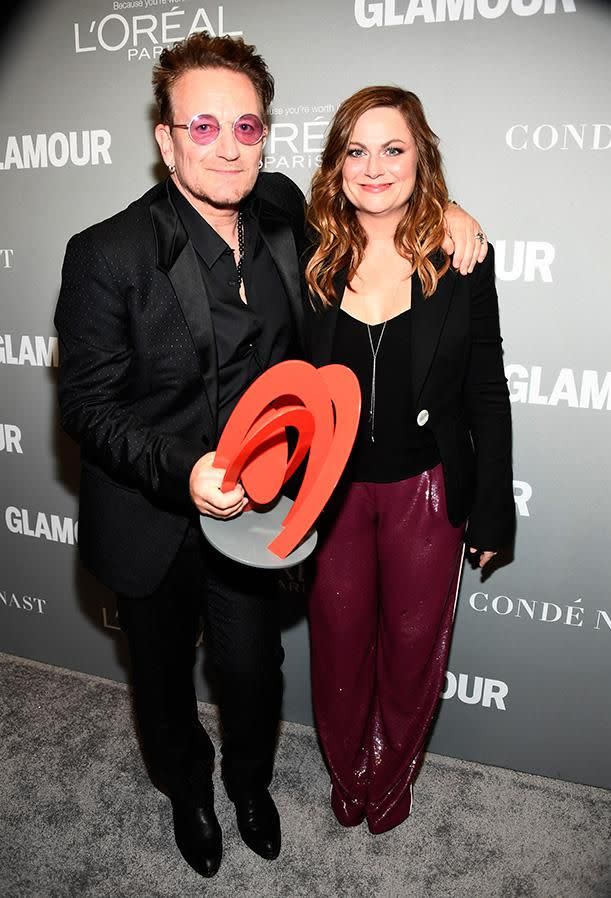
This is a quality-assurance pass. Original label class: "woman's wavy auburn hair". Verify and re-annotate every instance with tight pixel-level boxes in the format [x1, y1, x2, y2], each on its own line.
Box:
[306, 86, 450, 306]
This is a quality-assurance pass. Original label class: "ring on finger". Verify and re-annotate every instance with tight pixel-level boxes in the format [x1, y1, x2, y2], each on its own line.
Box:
[475, 231, 486, 243]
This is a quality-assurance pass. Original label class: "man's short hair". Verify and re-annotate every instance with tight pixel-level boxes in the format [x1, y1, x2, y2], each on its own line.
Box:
[152, 32, 275, 126]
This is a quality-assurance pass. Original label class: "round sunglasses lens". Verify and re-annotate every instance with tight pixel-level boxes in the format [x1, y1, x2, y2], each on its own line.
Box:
[189, 114, 220, 145]
[233, 115, 264, 145]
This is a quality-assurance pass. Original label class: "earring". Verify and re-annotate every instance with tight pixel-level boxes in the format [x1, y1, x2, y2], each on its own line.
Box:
[258, 159, 263, 170]
[168, 163, 176, 174]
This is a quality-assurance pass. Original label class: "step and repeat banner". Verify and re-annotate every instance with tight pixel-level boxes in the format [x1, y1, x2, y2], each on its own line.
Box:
[1, 0, 609, 789]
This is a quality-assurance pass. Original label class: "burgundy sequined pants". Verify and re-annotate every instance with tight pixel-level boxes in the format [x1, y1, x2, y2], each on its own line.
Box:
[308, 464, 465, 834]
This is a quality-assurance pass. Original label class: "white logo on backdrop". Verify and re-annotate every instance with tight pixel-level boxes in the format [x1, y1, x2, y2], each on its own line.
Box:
[495, 241, 554, 283]
[594, 609, 611, 633]
[102, 603, 202, 645]
[0, 249, 14, 268]
[0, 590, 47, 614]
[0, 336, 58, 367]
[354, 0, 576, 28]
[0, 132, 111, 171]
[74, 5, 242, 61]
[264, 107, 335, 173]
[513, 480, 532, 517]
[506, 123, 611, 151]
[102, 606, 121, 630]
[441, 671, 508, 709]
[0, 425, 23, 454]
[470, 593, 611, 634]
[505, 365, 611, 410]
[4, 507, 78, 545]
[278, 565, 307, 595]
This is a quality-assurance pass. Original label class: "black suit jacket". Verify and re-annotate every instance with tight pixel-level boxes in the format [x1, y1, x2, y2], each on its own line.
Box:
[54, 174, 307, 595]
[306, 246, 515, 551]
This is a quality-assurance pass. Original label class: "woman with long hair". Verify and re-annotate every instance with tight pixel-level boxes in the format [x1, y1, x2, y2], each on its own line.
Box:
[305, 86, 515, 834]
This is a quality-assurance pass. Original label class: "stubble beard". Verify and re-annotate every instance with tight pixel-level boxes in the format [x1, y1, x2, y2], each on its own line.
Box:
[183, 172, 259, 212]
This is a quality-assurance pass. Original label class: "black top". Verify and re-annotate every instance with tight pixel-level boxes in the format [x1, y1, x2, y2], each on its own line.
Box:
[169, 180, 294, 437]
[332, 307, 439, 482]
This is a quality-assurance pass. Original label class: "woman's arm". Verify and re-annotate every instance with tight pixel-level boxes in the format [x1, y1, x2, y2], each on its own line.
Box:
[462, 244, 516, 557]
[442, 202, 488, 275]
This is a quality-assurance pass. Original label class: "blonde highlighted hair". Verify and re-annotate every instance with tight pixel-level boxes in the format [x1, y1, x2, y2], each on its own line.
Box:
[306, 86, 450, 305]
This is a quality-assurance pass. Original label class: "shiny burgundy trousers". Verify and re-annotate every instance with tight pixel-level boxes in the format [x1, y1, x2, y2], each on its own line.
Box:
[309, 465, 465, 834]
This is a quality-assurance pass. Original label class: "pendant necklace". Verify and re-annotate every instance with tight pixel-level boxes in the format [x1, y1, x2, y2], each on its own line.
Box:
[235, 212, 245, 290]
[366, 320, 387, 442]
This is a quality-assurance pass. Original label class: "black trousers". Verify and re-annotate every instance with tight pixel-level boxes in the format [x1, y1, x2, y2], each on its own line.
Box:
[117, 524, 283, 802]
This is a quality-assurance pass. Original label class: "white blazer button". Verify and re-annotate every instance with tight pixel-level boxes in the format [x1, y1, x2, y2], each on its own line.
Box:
[416, 409, 429, 427]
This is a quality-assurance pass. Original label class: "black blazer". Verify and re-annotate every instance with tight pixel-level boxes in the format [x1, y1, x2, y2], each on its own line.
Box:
[306, 246, 515, 551]
[54, 174, 307, 596]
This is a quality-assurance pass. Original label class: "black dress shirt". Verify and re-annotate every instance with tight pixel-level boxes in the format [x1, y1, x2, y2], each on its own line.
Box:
[169, 181, 294, 437]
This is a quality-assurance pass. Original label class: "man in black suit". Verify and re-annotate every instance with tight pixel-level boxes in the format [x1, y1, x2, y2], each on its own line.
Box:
[54, 32, 484, 879]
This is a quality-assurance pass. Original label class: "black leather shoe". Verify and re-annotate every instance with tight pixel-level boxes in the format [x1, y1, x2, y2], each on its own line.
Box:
[233, 789, 281, 860]
[171, 795, 222, 878]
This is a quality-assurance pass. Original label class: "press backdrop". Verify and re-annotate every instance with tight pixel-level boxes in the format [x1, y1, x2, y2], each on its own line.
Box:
[1, 0, 610, 789]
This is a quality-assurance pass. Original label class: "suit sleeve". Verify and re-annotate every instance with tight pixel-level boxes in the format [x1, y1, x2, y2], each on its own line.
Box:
[463, 245, 516, 550]
[54, 230, 203, 507]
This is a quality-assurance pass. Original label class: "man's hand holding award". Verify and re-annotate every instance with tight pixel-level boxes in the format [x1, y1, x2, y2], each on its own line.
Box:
[198, 360, 361, 568]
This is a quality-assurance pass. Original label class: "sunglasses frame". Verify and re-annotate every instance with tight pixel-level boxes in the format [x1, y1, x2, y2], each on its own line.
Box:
[169, 113, 267, 147]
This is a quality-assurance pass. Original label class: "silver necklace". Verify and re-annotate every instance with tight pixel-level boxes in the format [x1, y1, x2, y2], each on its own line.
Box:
[366, 320, 387, 442]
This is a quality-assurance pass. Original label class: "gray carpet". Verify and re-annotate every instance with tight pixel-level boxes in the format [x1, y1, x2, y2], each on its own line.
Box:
[0, 653, 609, 898]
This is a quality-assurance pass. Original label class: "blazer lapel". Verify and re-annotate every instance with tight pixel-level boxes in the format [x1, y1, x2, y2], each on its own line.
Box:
[309, 268, 346, 367]
[411, 267, 458, 404]
[258, 203, 306, 354]
[150, 183, 218, 430]
[309, 261, 456, 404]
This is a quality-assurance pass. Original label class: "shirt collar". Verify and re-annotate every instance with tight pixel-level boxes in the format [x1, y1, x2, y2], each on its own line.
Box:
[168, 179, 233, 268]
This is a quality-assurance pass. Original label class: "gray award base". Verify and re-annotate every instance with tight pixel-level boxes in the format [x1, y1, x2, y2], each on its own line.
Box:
[200, 494, 317, 569]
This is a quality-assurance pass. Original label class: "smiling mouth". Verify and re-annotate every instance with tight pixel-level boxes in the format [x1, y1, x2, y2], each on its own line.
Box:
[359, 183, 392, 191]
